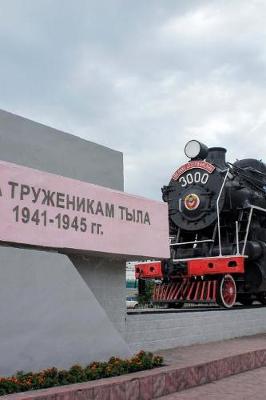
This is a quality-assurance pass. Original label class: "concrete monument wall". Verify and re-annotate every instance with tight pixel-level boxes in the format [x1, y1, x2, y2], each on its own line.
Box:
[126, 308, 266, 352]
[0, 109, 130, 375]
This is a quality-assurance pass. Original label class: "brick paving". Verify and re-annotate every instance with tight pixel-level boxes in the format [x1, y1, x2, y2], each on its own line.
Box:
[159, 366, 266, 399]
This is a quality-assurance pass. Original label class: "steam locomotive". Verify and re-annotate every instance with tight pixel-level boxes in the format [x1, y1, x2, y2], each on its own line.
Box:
[135, 140, 266, 308]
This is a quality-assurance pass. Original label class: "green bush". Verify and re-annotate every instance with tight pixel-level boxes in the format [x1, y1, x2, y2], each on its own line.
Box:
[138, 280, 156, 305]
[0, 351, 163, 396]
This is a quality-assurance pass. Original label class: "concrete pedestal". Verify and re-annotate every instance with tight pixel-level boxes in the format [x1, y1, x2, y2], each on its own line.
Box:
[0, 110, 130, 375]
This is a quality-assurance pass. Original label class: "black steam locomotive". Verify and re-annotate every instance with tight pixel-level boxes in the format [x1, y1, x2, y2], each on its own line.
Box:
[136, 140, 266, 308]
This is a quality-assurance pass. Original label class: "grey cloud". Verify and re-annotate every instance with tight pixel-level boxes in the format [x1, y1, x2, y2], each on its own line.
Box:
[0, 1, 266, 199]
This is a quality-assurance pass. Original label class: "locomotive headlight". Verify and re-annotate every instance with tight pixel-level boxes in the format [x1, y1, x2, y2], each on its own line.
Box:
[184, 140, 208, 160]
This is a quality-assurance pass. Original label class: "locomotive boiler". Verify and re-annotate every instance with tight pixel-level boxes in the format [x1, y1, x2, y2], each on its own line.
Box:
[135, 140, 266, 308]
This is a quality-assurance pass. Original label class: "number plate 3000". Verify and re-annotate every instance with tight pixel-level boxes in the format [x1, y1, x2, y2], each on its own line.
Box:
[179, 171, 209, 187]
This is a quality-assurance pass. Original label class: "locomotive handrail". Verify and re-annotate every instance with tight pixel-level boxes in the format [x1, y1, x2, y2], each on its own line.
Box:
[235, 221, 240, 255]
[170, 239, 214, 246]
[242, 204, 266, 255]
[217, 169, 230, 256]
[248, 204, 266, 213]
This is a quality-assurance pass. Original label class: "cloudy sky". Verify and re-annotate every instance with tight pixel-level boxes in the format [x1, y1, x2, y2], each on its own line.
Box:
[1, 0, 266, 200]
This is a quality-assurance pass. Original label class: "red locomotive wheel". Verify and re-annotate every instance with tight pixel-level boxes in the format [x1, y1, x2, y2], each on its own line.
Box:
[217, 274, 237, 308]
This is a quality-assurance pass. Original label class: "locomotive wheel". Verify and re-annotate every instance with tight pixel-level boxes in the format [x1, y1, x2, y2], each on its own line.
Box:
[217, 274, 236, 308]
[258, 292, 266, 305]
[237, 294, 253, 306]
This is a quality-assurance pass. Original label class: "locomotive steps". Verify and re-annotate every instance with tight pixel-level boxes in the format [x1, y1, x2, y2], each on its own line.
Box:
[4, 333, 266, 399]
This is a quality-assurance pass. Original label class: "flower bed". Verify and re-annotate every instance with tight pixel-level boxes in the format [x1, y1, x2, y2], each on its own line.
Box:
[0, 351, 163, 396]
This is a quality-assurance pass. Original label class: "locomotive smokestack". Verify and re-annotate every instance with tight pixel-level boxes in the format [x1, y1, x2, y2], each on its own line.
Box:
[206, 147, 227, 169]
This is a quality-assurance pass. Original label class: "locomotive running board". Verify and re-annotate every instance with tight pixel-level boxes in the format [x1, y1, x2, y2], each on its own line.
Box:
[135, 255, 245, 280]
[176, 255, 245, 276]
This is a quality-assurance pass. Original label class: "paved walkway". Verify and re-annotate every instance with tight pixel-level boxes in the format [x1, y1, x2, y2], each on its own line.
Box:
[158, 332, 266, 367]
[159, 366, 266, 399]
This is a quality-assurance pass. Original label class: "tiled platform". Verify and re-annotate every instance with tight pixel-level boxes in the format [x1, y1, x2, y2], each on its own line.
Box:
[3, 334, 266, 400]
[159, 366, 266, 399]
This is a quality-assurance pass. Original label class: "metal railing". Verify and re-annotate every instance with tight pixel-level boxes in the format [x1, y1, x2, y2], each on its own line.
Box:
[242, 204, 266, 255]
[170, 239, 214, 247]
[235, 221, 240, 255]
[216, 169, 230, 256]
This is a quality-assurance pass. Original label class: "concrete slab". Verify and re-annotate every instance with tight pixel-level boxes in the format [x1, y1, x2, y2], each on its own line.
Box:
[0, 248, 131, 376]
[126, 307, 266, 352]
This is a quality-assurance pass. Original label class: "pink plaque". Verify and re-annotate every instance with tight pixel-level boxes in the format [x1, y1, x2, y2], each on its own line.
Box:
[0, 161, 170, 258]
